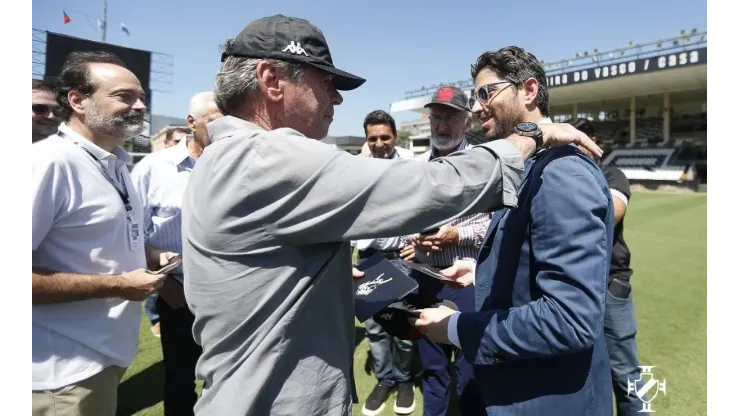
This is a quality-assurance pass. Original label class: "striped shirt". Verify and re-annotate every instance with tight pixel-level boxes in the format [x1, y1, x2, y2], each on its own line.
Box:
[130, 138, 195, 283]
[404, 138, 492, 267]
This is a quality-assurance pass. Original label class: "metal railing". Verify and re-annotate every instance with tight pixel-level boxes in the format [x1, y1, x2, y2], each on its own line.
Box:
[32, 29, 47, 79]
[403, 29, 707, 99]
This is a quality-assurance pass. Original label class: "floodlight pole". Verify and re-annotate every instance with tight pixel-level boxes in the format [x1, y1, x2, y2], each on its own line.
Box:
[101, 0, 108, 42]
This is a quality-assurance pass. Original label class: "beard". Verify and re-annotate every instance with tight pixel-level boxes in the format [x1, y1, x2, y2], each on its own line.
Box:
[484, 99, 526, 141]
[86, 99, 145, 139]
[430, 135, 463, 152]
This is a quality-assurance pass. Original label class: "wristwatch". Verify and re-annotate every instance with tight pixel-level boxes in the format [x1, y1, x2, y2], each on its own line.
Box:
[513, 122, 543, 149]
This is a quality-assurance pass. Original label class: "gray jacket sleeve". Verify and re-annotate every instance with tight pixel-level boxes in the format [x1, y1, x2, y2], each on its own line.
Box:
[251, 131, 524, 245]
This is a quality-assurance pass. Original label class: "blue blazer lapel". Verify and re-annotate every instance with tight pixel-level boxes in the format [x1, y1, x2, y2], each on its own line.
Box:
[483, 209, 507, 242]
[473, 157, 540, 309]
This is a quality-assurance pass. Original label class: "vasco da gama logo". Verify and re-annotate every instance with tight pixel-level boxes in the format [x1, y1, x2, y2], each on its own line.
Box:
[356, 274, 392, 296]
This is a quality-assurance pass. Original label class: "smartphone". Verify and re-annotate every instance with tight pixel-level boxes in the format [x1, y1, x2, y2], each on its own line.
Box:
[420, 227, 440, 236]
[400, 260, 457, 282]
[147, 255, 182, 275]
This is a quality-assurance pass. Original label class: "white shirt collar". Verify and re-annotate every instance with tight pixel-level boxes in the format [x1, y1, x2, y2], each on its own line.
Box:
[165, 135, 194, 165]
[57, 122, 133, 165]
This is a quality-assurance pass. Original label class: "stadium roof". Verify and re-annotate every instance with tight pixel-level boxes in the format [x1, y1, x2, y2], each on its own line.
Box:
[391, 30, 707, 115]
[549, 63, 706, 109]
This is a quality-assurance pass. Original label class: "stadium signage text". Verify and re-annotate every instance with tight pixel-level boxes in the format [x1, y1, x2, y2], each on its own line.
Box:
[547, 47, 707, 88]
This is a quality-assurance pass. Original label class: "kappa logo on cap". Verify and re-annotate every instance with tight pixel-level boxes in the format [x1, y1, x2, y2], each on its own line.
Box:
[282, 41, 309, 56]
[436, 87, 455, 102]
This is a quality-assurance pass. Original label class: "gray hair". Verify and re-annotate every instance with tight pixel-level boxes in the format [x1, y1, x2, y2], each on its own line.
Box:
[214, 56, 304, 115]
[188, 91, 217, 119]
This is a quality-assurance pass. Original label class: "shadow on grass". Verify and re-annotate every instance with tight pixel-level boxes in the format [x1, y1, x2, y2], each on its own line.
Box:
[116, 361, 165, 416]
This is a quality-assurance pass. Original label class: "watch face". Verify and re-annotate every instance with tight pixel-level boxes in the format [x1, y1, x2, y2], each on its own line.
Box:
[517, 122, 538, 132]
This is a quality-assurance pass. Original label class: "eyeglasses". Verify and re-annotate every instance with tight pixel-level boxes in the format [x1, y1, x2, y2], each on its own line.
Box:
[469, 81, 513, 108]
[32, 104, 64, 117]
[429, 114, 465, 124]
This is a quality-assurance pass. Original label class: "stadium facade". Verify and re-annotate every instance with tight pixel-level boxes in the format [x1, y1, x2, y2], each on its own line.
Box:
[389, 30, 707, 190]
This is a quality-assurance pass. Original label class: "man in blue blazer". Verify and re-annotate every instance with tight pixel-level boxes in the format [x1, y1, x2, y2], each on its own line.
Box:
[410, 46, 614, 415]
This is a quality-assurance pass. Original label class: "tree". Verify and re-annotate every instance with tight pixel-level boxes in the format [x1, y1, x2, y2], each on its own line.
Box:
[396, 130, 411, 149]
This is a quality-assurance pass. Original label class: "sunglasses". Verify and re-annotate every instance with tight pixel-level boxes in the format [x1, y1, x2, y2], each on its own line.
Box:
[469, 81, 514, 108]
[32, 104, 64, 117]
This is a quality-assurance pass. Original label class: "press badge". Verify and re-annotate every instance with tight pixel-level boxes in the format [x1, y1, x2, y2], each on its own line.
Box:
[128, 221, 141, 251]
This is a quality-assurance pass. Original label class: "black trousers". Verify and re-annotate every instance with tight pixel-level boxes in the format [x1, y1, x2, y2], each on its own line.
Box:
[156, 297, 203, 416]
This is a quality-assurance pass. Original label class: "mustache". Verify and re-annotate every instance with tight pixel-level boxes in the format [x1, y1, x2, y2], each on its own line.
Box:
[115, 111, 146, 124]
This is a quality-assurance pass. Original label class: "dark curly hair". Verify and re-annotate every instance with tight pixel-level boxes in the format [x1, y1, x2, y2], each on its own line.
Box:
[56, 51, 127, 121]
[470, 46, 550, 117]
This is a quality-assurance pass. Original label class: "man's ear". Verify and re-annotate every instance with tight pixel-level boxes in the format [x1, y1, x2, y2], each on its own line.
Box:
[521, 77, 539, 109]
[67, 90, 88, 116]
[256, 61, 283, 103]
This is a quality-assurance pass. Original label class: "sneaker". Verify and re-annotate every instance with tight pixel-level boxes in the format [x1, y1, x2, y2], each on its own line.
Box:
[393, 382, 416, 415]
[362, 383, 392, 416]
[151, 322, 161, 338]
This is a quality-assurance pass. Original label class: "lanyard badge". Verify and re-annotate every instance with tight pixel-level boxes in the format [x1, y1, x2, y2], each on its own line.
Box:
[64, 133, 141, 252]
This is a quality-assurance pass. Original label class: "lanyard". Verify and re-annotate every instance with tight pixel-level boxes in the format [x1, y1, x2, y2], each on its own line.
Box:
[60, 131, 134, 220]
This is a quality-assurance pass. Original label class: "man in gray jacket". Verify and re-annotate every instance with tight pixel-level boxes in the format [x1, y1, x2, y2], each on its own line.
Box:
[181, 14, 602, 416]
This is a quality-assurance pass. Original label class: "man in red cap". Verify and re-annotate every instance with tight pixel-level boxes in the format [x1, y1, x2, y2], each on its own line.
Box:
[403, 85, 489, 416]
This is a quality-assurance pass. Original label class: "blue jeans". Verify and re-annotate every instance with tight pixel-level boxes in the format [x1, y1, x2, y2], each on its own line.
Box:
[360, 256, 414, 387]
[604, 289, 643, 416]
[144, 293, 159, 325]
[418, 284, 485, 416]
[364, 317, 414, 387]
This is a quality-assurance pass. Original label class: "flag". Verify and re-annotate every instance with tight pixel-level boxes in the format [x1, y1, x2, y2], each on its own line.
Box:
[121, 23, 130, 36]
[63, 11, 71, 24]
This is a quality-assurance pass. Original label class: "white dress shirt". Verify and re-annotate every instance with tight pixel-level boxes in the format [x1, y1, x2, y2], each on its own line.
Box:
[130, 138, 195, 282]
[32, 123, 146, 390]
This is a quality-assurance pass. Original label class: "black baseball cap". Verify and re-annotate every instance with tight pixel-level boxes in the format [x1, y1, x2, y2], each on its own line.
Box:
[424, 85, 471, 112]
[221, 14, 366, 91]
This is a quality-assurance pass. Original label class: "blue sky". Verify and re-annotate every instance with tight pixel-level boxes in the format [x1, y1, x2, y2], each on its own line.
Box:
[32, 0, 706, 136]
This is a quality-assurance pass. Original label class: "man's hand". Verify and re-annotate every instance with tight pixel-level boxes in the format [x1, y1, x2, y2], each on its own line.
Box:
[408, 305, 457, 344]
[441, 260, 476, 289]
[541, 123, 603, 158]
[146, 247, 179, 271]
[413, 225, 459, 252]
[400, 244, 415, 261]
[352, 267, 365, 279]
[116, 269, 165, 301]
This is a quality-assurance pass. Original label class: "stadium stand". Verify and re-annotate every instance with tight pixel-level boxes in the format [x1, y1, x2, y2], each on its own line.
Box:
[390, 29, 707, 191]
